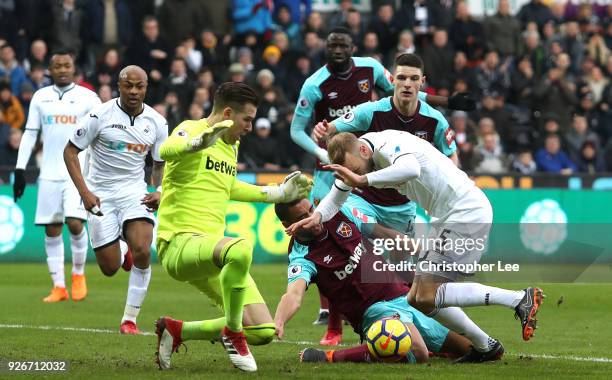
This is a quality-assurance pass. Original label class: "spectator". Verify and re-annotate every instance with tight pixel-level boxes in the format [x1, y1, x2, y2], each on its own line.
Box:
[28, 65, 50, 91]
[49, 0, 84, 55]
[82, 0, 132, 60]
[586, 66, 609, 104]
[177, 37, 203, 74]
[273, 4, 301, 49]
[577, 140, 606, 173]
[236, 47, 255, 78]
[18, 82, 34, 117]
[423, 29, 455, 91]
[473, 132, 508, 174]
[192, 87, 212, 115]
[196, 68, 216, 92]
[510, 56, 536, 109]
[520, 29, 547, 79]
[254, 69, 286, 123]
[369, 3, 400, 56]
[386, 29, 415, 67]
[163, 91, 184, 133]
[305, 11, 326, 39]
[303, 31, 324, 68]
[586, 33, 610, 68]
[239, 117, 281, 170]
[158, 0, 209, 47]
[344, 8, 365, 45]
[24, 39, 48, 73]
[285, 53, 312, 102]
[97, 84, 113, 103]
[94, 48, 121, 90]
[397, 0, 439, 44]
[511, 149, 537, 174]
[188, 102, 204, 120]
[164, 57, 195, 112]
[271, 31, 295, 72]
[449, 0, 485, 62]
[0, 81, 25, 129]
[562, 21, 585, 74]
[517, 0, 554, 30]
[361, 32, 381, 59]
[328, 0, 353, 30]
[231, 0, 273, 40]
[474, 50, 511, 97]
[0, 126, 24, 167]
[564, 113, 600, 162]
[127, 15, 172, 77]
[484, 0, 521, 58]
[198, 30, 230, 79]
[227, 63, 247, 83]
[447, 51, 476, 93]
[534, 66, 578, 130]
[535, 133, 577, 174]
[260, 45, 286, 83]
[0, 45, 27, 96]
[274, 0, 311, 25]
[476, 91, 515, 152]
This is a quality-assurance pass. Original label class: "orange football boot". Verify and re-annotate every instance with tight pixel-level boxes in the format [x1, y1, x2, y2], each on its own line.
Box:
[71, 274, 87, 301]
[43, 287, 69, 303]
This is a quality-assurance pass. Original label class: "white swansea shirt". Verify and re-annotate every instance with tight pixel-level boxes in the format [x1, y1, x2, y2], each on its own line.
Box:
[18, 84, 100, 180]
[69, 98, 168, 191]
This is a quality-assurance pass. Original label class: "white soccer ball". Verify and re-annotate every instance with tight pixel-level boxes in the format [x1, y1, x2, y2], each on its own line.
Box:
[0, 195, 24, 254]
[519, 199, 567, 255]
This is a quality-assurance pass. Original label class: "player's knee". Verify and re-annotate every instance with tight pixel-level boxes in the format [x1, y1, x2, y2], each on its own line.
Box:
[99, 263, 119, 277]
[65, 219, 83, 235]
[223, 239, 253, 272]
[412, 292, 436, 314]
[244, 323, 275, 346]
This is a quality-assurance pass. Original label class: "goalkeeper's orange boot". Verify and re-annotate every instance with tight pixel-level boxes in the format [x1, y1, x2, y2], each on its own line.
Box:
[319, 330, 342, 346]
[43, 287, 69, 303]
[71, 274, 87, 301]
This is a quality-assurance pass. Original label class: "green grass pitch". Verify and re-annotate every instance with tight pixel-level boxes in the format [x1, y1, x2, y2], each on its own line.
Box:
[1, 263, 612, 379]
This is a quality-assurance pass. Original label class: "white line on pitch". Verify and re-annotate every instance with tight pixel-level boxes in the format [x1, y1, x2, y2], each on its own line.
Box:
[2, 324, 612, 364]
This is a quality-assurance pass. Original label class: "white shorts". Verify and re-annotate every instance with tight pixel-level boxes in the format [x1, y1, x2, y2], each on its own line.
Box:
[35, 179, 86, 225]
[87, 188, 155, 249]
[416, 191, 493, 281]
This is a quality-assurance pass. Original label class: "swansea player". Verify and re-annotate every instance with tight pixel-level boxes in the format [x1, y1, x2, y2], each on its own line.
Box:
[275, 197, 474, 364]
[288, 130, 544, 362]
[64, 65, 168, 334]
[152, 82, 311, 372]
[14, 50, 100, 302]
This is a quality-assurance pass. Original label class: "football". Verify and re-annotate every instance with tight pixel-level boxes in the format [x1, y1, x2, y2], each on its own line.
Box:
[365, 317, 412, 362]
[0, 195, 24, 254]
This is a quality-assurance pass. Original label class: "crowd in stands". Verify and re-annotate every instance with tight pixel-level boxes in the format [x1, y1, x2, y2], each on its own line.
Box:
[0, 0, 611, 175]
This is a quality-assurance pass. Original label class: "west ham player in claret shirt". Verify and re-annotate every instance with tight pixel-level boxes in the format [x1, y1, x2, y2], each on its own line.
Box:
[274, 198, 473, 364]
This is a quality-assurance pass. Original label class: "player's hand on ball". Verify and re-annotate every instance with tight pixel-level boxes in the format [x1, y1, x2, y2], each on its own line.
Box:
[286, 211, 322, 236]
[191, 120, 233, 151]
[82, 191, 103, 216]
[280, 171, 312, 201]
[312, 119, 330, 143]
[324, 164, 368, 188]
[448, 92, 476, 111]
[141, 191, 161, 212]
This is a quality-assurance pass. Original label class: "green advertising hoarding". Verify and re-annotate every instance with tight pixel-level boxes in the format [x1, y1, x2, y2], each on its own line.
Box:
[1, 185, 611, 263]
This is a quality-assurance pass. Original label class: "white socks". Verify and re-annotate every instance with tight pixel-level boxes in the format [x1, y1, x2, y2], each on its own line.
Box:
[70, 229, 88, 275]
[430, 307, 497, 352]
[436, 283, 525, 309]
[122, 266, 151, 323]
[45, 235, 65, 288]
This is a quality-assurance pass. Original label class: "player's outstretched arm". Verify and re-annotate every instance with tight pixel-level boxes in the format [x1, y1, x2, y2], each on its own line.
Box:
[159, 120, 232, 161]
[274, 279, 307, 339]
[64, 142, 102, 216]
[425, 92, 476, 112]
[230, 171, 312, 203]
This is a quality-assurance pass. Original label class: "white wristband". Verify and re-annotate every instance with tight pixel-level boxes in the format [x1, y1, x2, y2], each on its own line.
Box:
[156, 186, 162, 193]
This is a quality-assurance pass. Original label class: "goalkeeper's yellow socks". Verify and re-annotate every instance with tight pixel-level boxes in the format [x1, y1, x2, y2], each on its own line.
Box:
[182, 318, 275, 346]
[219, 238, 252, 332]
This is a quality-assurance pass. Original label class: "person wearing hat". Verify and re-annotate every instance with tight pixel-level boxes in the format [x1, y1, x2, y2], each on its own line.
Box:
[261, 44, 286, 83]
[239, 117, 281, 170]
[228, 63, 246, 83]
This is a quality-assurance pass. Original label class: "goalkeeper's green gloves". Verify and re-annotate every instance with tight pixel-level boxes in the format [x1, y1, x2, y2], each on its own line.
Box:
[263, 171, 313, 203]
[190, 120, 233, 151]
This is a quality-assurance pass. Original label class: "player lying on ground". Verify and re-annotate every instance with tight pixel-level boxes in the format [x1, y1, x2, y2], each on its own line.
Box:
[64, 65, 168, 334]
[274, 198, 473, 363]
[287, 130, 544, 363]
[153, 82, 311, 372]
[15, 50, 100, 302]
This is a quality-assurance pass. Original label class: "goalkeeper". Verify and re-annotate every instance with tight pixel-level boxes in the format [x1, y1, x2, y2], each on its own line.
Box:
[153, 82, 311, 373]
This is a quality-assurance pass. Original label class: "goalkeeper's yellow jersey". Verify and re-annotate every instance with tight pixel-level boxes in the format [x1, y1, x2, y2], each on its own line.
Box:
[156, 119, 266, 242]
